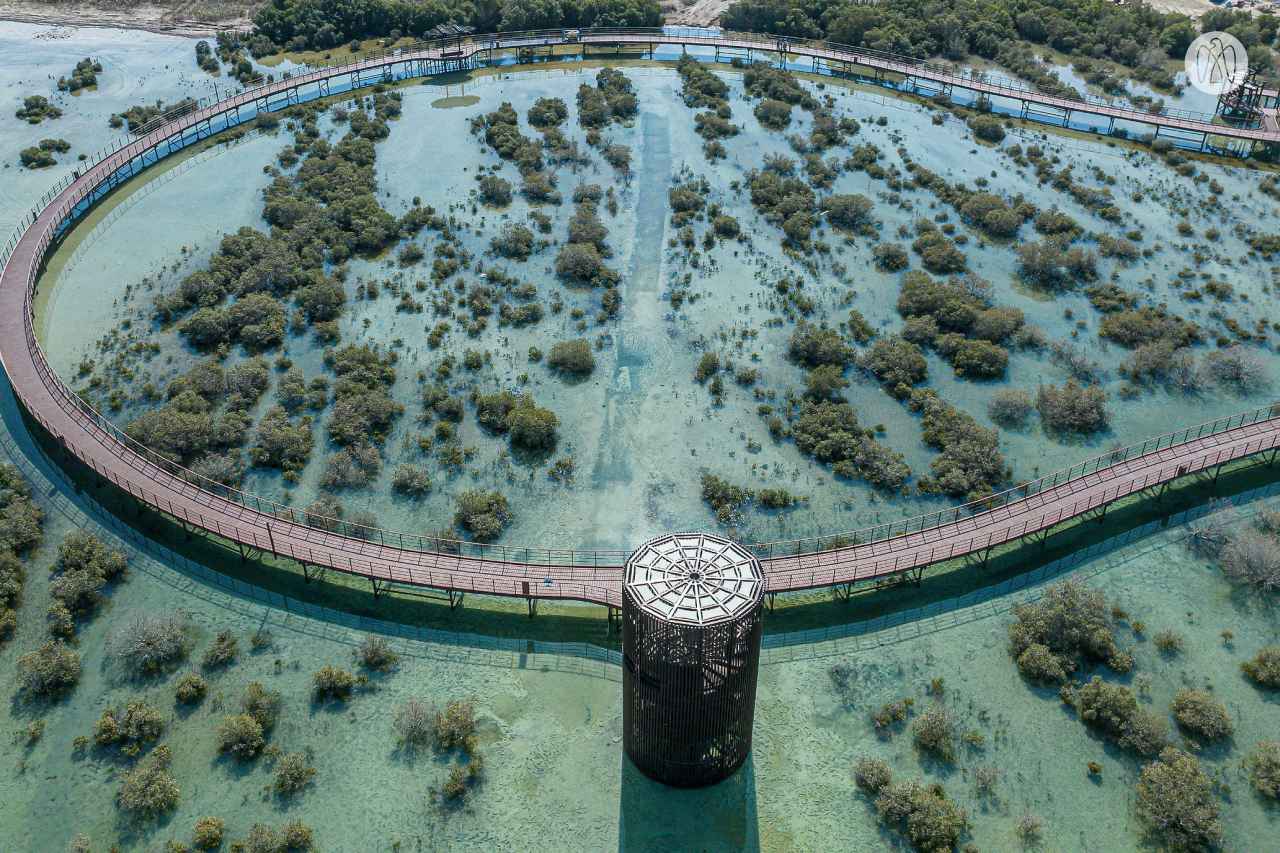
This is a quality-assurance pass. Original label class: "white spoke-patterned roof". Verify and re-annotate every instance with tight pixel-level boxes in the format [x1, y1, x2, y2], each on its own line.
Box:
[624, 533, 764, 625]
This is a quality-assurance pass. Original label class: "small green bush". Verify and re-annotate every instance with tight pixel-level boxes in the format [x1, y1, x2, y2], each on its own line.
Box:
[478, 175, 513, 206]
[117, 745, 180, 819]
[701, 473, 753, 525]
[390, 464, 431, 497]
[948, 338, 1008, 379]
[872, 242, 909, 271]
[1135, 748, 1222, 851]
[968, 114, 1005, 143]
[242, 681, 282, 730]
[821, 194, 874, 232]
[1007, 580, 1129, 681]
[1015, 643, 1069, 683]
[491, 223, 535, 260]
[357, 635, 398, 671]
[1154, 629, 1185, 656]
[505, 395, 558, 450]
[238, 820, 315, 852]
[454, 490, 512, 542]
[554, 242, 618, 286]
[1247, 740, 1280, 799]
[1036, 380, 1110, 434]
[1242, 645, 1280, 689]
[434, 699, 478, 753]
[754, 98, 792, 129]
[312, 665, 356, 701]
[1071, 676, 1168, 757]
[862, 336, 926, 399]
[874, 780, 969, 851]
[17, 640, 81, 698]
[201, 630, 238, 670]
[192, 816, 225, 849]
[175, 672, 208, 705]
[547, 339, 595, 377]
[273, 751, 316, 796]
[854, 756, 893, 794]
[1171, 689, 1233, 741]
[788, 323, 854, 368]
[48, 531, 127, 634]
[110, 612, 188, 676]
[911, 704, 955, 763]
[94, 700, 165, 751]
[871, 697, 914, 735]
[988, 389, 1034, 428]
[216, 713, 266, 760]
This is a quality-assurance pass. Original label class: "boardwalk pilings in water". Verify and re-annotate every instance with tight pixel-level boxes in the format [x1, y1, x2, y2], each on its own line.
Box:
[622, 533, 765, 787]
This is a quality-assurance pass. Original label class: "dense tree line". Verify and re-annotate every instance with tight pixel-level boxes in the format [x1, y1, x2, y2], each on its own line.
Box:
[721, 0, 1277, 78]
[252, 0, 660, 53]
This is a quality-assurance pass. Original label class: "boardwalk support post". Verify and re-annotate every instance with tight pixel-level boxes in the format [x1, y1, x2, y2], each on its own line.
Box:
[966, 546, 994, 569]
[1086, 503, 1109, 525]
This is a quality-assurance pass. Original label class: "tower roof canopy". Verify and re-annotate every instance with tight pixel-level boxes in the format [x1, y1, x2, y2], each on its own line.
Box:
[624, 533, 764, 625]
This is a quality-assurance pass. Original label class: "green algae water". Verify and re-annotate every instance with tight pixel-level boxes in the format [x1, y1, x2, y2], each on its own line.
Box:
[1, 20, 1279, 852]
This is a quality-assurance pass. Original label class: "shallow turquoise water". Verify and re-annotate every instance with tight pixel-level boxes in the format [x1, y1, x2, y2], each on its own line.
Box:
[1, 410, 1278, 850]
[1, 22, 1278, 852]
[30, 42, 1280, 552]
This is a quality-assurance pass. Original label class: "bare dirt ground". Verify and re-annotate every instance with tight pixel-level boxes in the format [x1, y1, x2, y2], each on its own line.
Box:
[1147, 0, 1239, 18]
[0, 0, 258, 36]
[662, 0, 732, 27]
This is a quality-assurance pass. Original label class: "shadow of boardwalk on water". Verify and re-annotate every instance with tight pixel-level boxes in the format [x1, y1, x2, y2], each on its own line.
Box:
[3, 366, 1277, 679]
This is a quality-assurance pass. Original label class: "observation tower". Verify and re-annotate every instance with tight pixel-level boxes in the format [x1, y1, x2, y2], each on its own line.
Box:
[1217, 65, 1268, 127]
[621, 533, 765, 787]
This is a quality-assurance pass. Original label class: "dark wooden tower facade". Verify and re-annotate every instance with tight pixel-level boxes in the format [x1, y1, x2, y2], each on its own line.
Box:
[622, 533, 765, 787]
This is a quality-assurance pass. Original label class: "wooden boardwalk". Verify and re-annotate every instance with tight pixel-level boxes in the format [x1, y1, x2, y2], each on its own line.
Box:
[2, 28, 1279, 613]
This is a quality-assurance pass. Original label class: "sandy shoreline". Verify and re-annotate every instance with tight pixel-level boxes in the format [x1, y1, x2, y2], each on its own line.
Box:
[0, 4, 251, 38]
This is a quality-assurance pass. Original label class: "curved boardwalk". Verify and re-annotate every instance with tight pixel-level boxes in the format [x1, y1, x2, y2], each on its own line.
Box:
[2, 29, 1279, 613]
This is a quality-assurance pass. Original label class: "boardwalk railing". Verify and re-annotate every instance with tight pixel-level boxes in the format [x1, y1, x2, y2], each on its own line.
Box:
[2, 29, 1280, 604]
[278, 27, 1225, 126]
[759, 424, 1280, 592]
[750, 403, 1280, 561]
